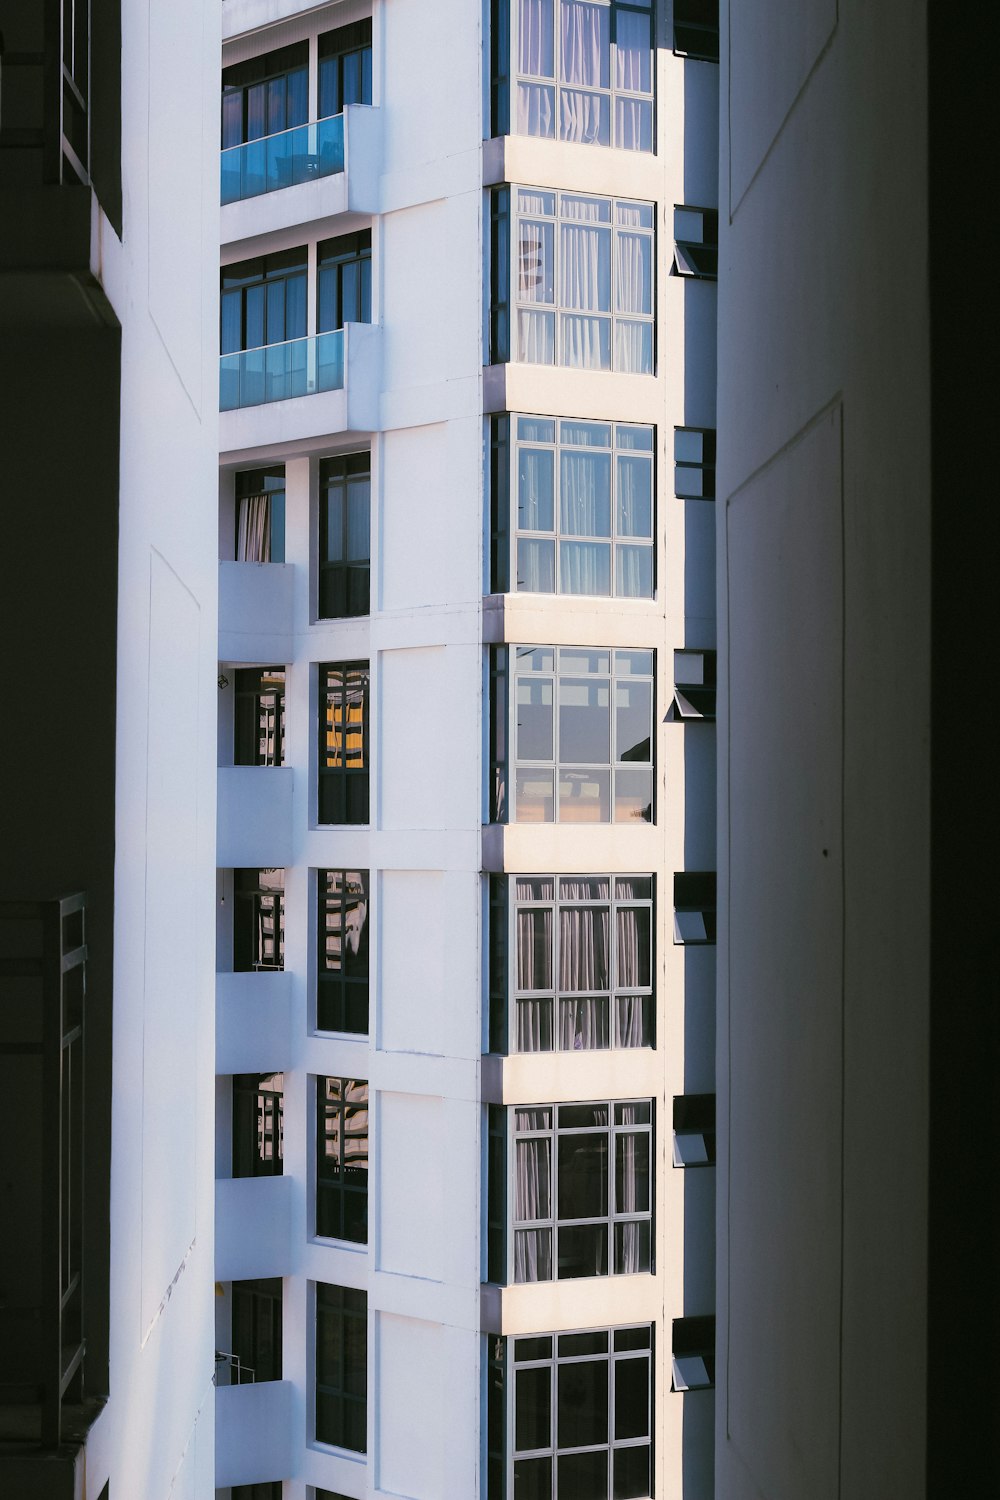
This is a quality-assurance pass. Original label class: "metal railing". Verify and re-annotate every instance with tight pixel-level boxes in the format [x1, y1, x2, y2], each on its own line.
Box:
[0, 893, 87, 1448]
[221, 113, 344, 205]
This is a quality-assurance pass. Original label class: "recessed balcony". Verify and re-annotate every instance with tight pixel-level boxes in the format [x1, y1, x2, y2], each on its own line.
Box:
[220, 103, 381, 247]
[217, 971, 293, 1075]
[220, 328, 344, 413]
[216, 1176, 293, 1281]
[217, 766, 294, 867]
[219, 560, 294, 662]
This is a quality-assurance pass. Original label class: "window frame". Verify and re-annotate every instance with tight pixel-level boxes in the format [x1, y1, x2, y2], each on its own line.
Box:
[490, 873, 655, 1054]
[315, 1076, 369, 1244]
[231, 1277, 283, 1384]
[316, 869, 370, 1034]
[491, 414, 656, 598]
[235, 464, 286, 562]
[317, 231, 372, 333]
[493, 644, 655, 825]
[234, 667, 286, 767]
[233, 867, 286, 971]
[674, 425, 716, 502]
[318, 19, 373, 118]
[497, 1099, 654, 1285]
[315, 1282, 368, 1453]
[505, 0, 656, 154]
[317, 661, 371, 826]
[232, 1072, 284, 1179]
[318, 451, 371, 620]
[507, 186, 656, 373]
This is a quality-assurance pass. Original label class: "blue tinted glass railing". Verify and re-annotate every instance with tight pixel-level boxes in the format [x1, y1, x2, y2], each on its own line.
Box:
[221, 114, 345, 205]
[220, 331, 344, 411]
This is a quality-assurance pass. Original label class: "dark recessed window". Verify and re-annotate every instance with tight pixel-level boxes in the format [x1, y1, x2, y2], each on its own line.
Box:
[319, 452, 370, 619]
[317, 870, 369, 1034]
[234, 668, 286, 766]
[231, 1485, 283, 1500]
[235, 465, 286, 562]
[487, 1325, 653, 1500]
[233, 868, 285, 971]
[667, 649, 716, 722]
[672, 1093, 716, 1167]
[674, 426, 716, 501]
[318, 232, 372, 332]
[221, 42, 308, 149]
[491, 874, 654, 1053]
[221, 248, 308, 355]
[491, 646, 654, 824]
[231, 1278, 282, 1383]
[233, 1073, 284, 1178]
[316, 1077, 369, 1243]
[671, 1314, 715, 1390]
[672, 205, 719, 280]
[316, 1283, 367, 1452]
[673, 870, 716, 944]
[491, 416, 655, 598]
[318, 663, 370, 825]
[497, 1100, 653, 1283]
[319, 20, 373, 116]
[673, 0, 720, 63]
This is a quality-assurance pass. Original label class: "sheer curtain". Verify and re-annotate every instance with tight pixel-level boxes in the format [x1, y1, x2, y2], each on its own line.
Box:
[613, 9, 652, 150]
[616, 1107, 645, 1273]
[614, 211, 652, 373]
[560, 200, 611, 369]
[558, 900, 609, 1048]
[513, 1135, 552, 1281]
[237, 494, 271, 562]
[519, 0, 554, 74]
[515, 903, 553, 1051]
[517, 205, 555, 362]
[559, 1, 608, 144]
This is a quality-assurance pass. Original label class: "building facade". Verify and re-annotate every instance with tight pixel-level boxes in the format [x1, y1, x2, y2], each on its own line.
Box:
[214, 2, 718, 1497]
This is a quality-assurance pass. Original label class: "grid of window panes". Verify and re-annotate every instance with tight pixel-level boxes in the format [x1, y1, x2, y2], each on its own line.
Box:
[507, 1101, 652, 1282]
[315, 1283, 367, 1452]
[496, 416, 654, 597]
[318, 20, 372, 115]
[510, 0, 654, 151]
[512, 189, 654, 372]
[499, 1325, 653, 1500]
[233, 868, 285, 970]
[222, 43, 308, 151]
[319, 452, 371, 618]
[316, 1077, 369, 1243]
[231, 1278, 282, 1384]
[318, 662, 370, 824]
[234, 667, 285, 766]
[232, 1073, 284, 1178]
[317, 870, 369, 1032]
[235, 465, 286, 561]
[503, 646, 654, 823]
[498, 875, 653, 1052]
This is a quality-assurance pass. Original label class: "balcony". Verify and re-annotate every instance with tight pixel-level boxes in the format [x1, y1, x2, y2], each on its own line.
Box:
[216, 1176, 293, 1281]
[217, 971, 292, 1075]
[217, 765, 294, 867]
[215, 1379, 294, 1489]
[222, 114, 344, 206]
[219, 321, 382, 461]
[219, 560, 294, 663]
[220, 103, 381, 248]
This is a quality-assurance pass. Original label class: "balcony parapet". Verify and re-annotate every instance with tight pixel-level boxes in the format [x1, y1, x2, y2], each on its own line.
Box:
[216, 1176, 293, 1281]
[219, 560, 295, 663]
[217, 765, 294, 867]
[215, 1379, 294, 1488]
[216, 970, 293, 1075]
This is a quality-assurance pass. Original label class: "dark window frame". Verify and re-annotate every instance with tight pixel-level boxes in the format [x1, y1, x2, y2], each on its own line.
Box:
[672, 204, 719, 281]
[234, 464, 287, 562]
[318, 19, 373, 117]
[318, 662, 371, 826]
[221, 248, 308, 355]
[674, 425, 716, 501]
[317, 231, 372, 333]
[221, 42, 309, 149]
[231, 1277, 283, 1383]
[233, 1072, 284, 1178]
[316, 1077, 369, 1243]
[318, 451, 371, 619]
[234, 667, 286, 767]
[317, 870, 370, 1034]
[315, 1283, 367, 1452]
[672, 0, 720, 63]
[233, 868, 286, 971]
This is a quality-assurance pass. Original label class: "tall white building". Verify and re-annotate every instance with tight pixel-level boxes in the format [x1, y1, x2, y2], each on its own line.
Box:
[213, 2, 717, 1498]
[0, 0, 219, 1497]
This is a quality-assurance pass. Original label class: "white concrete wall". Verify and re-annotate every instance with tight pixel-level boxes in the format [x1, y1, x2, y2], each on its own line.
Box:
[716, 2, 929, 1497]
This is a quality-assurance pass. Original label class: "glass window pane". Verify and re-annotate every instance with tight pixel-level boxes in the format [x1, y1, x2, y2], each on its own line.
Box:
[561, 312, 611, 370]
[613, 1442, 650, 1499]
[516, 679, 554, 760]
[557, 1132, 608, 1219]
[616, 680, 652, 762]
[324, 491, 344, 561]
[561, 450, 611, 535]
[557, 1358, 608, 1447]
[615, 649, 653, 676]
[514, 1457, 552, 1500]
[615, 544, 653, 598]
[559, 906, 609, 990]
[517, 80, 556, 137]
[615, 9, 652, 91]
[561, 647, 610, 674]
[560, 222, 611, 312]
[559, 1102, 608, 1128]
[518, 416, 556, 443]
[559, 767, 611, 822]
[560, 2, 610, 87]
[614, 1219, 651, 1273]
[560, 540, 611, 595]
[514, 1137, 552, 1221]
[615, 1132, 649, 1212]
[558, 1330, 608, 1357]
[517, 646, 555, 673]
[516, 768, 555, 822]
[617, 423, 653, 451]
[616, 454, 652, 536]
[346, 477, 370, 561]
[517, 996, 554, 1052]
[515, 1365, 551, 1451]
[519, 0, 555, 76]
[558, 995, 609, 1050]
[559, 678, 610, 761]
[518, 447, 555, 531]
[517, 538, 556, 592]
[515, 1335, 553, 1362]
[518, 220, 555, 302]
[615, 905, 651, 987]
[558, 1451, 609, 1500]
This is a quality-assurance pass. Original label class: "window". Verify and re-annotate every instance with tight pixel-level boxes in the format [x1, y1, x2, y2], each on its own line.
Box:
[490, 875, 653, 1052]
[673, 871, 716, 944]
[233, 868, 285, 971]
[235, 465, 286, 562]
[233, 1073, 284, 1178]
[316, 1284, 367, 1452]
[318, 232, 372, 332]
[674, 426, 716, 501]
[486, 1325, 654, 1500]
[497, 188, 654, 372]
[318, 663, 370, 824]
[672, 1094, 716, 1167]
[498, 0, 655, 151]
[232, 1486, 282, 1500]
[491, 416, 654, 597]
[319, 20, 373, 115]
[221, 249, 307, 355]
[319, 453, 370, 618]
[222, 44, 308, 150]
[671, 205, 718, 281]
[671, 1315, 715, 1391]
[673, 0, 719, 63]
[491, 646, 654, 824]
[496, 1100, 653, 1282]
[316, 1077, 369, 1243]
[231, 1278, 282, 1383]
[317, 870, 369, 1033]
[667, 649, 716, 722]
[234, 668, 286, 767]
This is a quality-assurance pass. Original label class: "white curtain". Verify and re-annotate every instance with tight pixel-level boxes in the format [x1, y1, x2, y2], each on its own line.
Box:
[519, 0, 554, 74]
[237, 494, 270, 561]
[615, 225, 651, 313]
[617, 453, 651, 537]
[517, 539, 555, 593]
[516, 997, 551, 1051]
[560, 541, 610, 595]
[560, 450, 609, 534]
[516, 907, 552, 988]
[513, 1136, 552, 1281]
[517, 212, 556, 362]
[558, 996, 607, 1049]
[560, 208, 610, 368]
[559, 905, 609, 990]
[616, 1112, 644, 1272]
[614, 10, 650, 91]
[559, 88, 606, 145]
[560, 1, 606, 85]
[616, 906, 644, 986]
[615, 97, 652, 151]
[517, 81, 555, 137]
[616, 994, 647, 1047]
[519, 447, 554, 530]
[615, 318, 651, 375]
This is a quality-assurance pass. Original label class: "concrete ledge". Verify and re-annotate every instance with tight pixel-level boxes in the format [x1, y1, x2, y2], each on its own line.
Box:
[217, 970, 294, 1074]
[216, 1176, 294, 1280]
[217, 765, 295, 867]
[215, 1379, 294, 1487]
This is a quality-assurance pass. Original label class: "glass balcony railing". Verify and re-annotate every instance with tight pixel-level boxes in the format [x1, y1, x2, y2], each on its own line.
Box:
[221, 114, 345, 205]
[220, 330, 344, 412]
